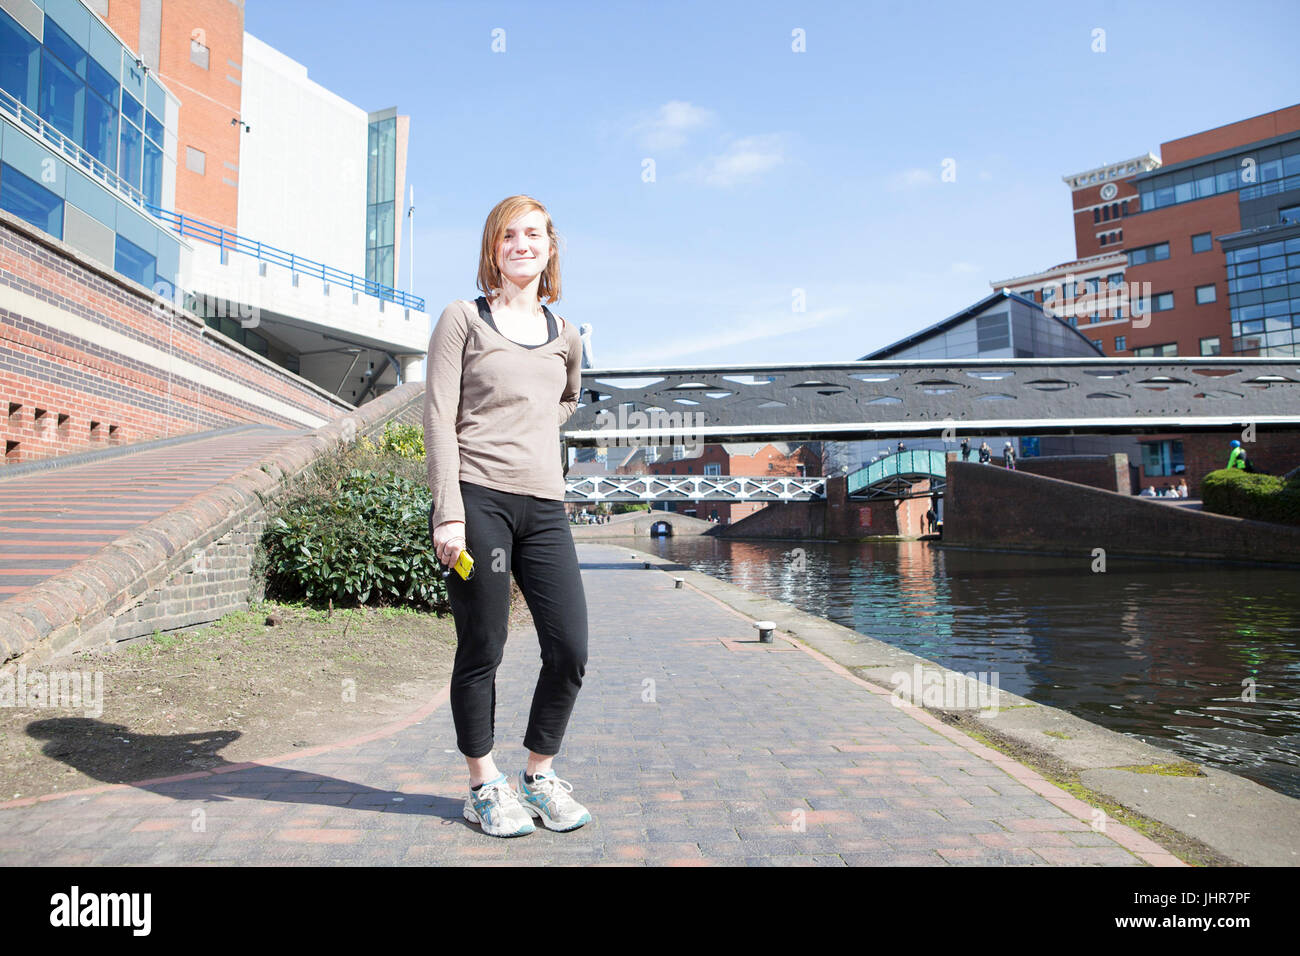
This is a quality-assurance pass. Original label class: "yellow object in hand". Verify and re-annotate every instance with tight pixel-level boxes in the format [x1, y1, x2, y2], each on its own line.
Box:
[451, 548, 475, 581]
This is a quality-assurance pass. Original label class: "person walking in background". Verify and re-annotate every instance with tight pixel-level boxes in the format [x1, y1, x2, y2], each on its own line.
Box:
[424, 194, 592, 838]
[978, 441, 992, 464]
[960, 437, 971, 461]
[1003, 441, 1016, 470]
[1178, 479, 1189, 498]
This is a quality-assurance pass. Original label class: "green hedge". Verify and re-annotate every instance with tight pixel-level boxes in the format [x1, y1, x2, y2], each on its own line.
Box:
[1200, 468, 1300, 527]
[258, 434, 445, 608]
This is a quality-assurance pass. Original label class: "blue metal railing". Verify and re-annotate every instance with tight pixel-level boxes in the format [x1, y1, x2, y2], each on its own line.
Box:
[847, 450, 948, 496]
[145, 204, 426, 312]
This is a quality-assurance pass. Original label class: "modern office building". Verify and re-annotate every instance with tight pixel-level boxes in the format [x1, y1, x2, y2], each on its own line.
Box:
[991, 105, 1300, 359]
[1, 0, 424, 410]
[1, 0, 184, 295]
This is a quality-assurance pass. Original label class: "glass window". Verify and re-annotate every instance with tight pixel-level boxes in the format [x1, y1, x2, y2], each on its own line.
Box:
[43, 18, 86, 78]
[1108, 272, 1123, 287]
[86, 56, 116, 103]
[83, 87, 117, 168]
[145, 110, 164, 145]
[1115, 335, 1126, 351]
[1154, 292, 1174, 311]
[39, 48, 83, 142]
[114, 233, 155, 287]
[0, 161, 64, 238]
[142, 139, 163, 205]
[1191, 232, 1212, 253]
[119, 120, 142, 191]
[1196, 284, 1217, 304]
[120, 91, 144, 127]
[1200, 337, 1221, 355]
[1100, 234, 1108, 246]
[1281, 205, 1300, 224]
[0, 8, 41, 108]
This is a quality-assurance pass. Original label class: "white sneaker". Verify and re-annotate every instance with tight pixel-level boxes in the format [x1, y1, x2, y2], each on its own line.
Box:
[516, 770, 592, 831]
[463, 773, 536, 837]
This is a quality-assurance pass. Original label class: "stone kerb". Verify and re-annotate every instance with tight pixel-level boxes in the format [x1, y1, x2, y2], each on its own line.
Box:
[0, 382, 423, 668]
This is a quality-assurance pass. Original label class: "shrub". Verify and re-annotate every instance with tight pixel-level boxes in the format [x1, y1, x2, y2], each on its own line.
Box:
[260, 439, 445, 609]
[374, 421, 424, 460]
[1200, 468, 1300, 527]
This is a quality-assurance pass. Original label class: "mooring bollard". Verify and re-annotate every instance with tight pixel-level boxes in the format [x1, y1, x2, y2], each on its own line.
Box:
[643, 561, 651, 569]
[674, 577, 684, 589]
[754, 620, 776, 643]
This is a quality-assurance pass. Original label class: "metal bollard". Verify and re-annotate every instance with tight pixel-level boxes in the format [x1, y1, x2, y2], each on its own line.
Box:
[674, 577, 684, 589]
[754, 620, 776, 643]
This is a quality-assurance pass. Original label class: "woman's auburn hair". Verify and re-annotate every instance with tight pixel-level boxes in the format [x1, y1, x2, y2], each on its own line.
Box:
[476, 195, 562, 304]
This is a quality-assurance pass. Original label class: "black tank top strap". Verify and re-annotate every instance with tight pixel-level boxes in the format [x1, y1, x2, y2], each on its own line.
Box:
[477, 296, 558, 345]
[540, 303, 558, 341]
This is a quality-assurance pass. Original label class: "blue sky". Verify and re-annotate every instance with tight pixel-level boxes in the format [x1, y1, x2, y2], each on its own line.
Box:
[245, 0, 1300, 368]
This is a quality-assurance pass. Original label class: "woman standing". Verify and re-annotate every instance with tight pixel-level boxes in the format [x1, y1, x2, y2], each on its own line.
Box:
[423, 195, 591, 838]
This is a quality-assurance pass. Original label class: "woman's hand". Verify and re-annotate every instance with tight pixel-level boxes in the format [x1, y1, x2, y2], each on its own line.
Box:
[433, 519, 467, 568]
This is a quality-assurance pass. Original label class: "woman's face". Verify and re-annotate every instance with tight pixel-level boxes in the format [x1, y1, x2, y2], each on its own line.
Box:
[496, 209, 552, 290]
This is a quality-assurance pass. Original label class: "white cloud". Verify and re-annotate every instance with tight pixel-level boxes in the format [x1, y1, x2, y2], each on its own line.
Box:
[631, 100, 715, 151]
[686, 134, 787, 188]
[889, 167, 936, 189]
[633, 306, 848, 363]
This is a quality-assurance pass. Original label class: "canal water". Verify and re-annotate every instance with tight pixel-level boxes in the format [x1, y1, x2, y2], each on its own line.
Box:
[624, 535, 1300, 800]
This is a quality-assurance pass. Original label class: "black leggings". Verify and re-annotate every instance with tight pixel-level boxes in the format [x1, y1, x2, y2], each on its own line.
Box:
[435, 479, 589, 759]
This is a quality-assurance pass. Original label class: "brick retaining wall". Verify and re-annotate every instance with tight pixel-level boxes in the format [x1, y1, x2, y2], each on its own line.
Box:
[0, 209, 351, 465]
[943, 460, 1300, 564]
[0, 382, 422, 668]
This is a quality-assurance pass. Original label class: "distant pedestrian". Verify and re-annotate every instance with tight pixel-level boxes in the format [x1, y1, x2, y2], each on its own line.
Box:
[1227, 440, 1253, 472]
[897, 441, 906, 455]
[1003, 442, 1016, 470]
[978, 442, 991, 464]
[926, 506, 937, 533]
[1177, 479, 1189, 498]
[960, 438, 971, 461]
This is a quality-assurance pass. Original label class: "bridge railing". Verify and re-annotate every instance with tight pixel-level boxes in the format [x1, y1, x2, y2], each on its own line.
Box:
[847, 450, 948, 495]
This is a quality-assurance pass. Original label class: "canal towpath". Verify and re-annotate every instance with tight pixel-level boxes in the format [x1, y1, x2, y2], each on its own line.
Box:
[0, 541, 1192, 866]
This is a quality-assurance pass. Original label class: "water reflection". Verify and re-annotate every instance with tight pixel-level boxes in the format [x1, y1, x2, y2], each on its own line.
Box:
[634, 535, 1300, 799]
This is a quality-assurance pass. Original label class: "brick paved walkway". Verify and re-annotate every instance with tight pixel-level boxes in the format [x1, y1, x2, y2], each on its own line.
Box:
[0, 543, 1179, 866]
[0, 427, 308, 600]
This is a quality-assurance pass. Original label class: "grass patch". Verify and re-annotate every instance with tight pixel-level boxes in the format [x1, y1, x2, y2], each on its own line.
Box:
[1111, 761, 1206, 777]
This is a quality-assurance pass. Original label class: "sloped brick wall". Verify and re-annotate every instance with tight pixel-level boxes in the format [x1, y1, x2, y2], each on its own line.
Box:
[1, 210, 350, 466]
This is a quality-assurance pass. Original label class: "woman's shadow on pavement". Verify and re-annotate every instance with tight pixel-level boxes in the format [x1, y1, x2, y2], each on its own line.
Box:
[24, 717, 464, 823]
